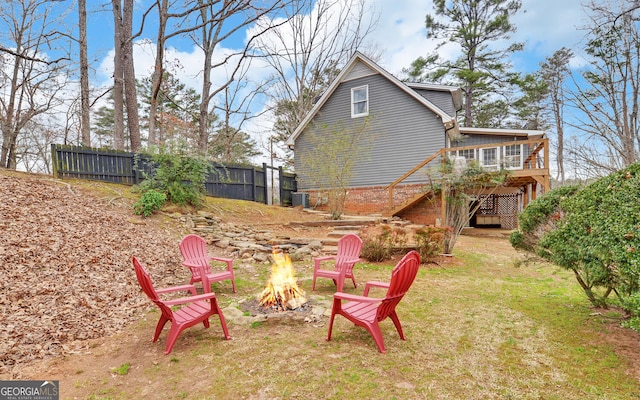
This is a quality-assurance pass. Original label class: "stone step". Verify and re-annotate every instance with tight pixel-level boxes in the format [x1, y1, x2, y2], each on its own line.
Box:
[291, 219, 375, 227]
[332, 225, 364, 231]
[320, 237, 340, 246]
[327, 230, 361, 238]
[321, 245, 339, 255]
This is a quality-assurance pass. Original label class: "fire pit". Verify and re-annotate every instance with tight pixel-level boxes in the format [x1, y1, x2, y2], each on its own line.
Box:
[258, 249, 308, 312]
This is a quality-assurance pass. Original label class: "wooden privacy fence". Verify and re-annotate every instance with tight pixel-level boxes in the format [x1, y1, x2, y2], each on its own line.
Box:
[51, 144, 297, 206]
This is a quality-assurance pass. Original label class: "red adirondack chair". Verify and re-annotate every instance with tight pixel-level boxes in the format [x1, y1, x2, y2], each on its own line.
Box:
[326, 250, 420, 353]
[312, 233, 363, 292]
[179, 234, 236, 293]
[132, 256, 231, 355]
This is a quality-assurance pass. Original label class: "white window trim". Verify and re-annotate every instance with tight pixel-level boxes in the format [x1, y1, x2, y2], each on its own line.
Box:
[502, 144, 523, 170]
[351, 85, 369, 118]
[480, 147, 500, 170]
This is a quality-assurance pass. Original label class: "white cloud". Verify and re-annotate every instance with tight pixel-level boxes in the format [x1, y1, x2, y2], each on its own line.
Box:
[364, 0, 589, 75]
[89, 0, 593, 164]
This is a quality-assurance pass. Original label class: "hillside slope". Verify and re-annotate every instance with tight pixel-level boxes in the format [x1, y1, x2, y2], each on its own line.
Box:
[0, 172, 189, 376]
[0, 171, 326, 378]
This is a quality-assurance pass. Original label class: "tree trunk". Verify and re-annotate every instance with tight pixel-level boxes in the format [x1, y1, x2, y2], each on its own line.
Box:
[197, 1, 215, 156]
[122, 0, 141, 152]
[112, 0, 125, 150]
[148, 0, 168, 148]
[78, 0, 91, 147]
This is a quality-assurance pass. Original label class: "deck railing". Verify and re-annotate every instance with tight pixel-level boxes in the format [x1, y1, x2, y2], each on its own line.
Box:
[386, 138, 549, 213]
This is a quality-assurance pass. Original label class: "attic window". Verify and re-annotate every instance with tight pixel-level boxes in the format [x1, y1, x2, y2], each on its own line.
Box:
[351, 85, 369, 118]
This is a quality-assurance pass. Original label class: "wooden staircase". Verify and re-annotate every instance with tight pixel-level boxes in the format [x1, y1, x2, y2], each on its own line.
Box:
[388, 190, 434, 217]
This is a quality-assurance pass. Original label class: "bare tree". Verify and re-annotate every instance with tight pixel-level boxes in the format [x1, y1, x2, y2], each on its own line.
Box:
[540, 48, 573, 184]
[191, 0, 291, 156]
[567, 1, 640, 175]
[258, 0, 379, 156]
[78, 0, 91, 146]
[0, 0, 70, 169]
[212, 57, 272, 163]
[112, 0, 143, 152]
[147, 0, 169, 147]
[112, 0, 125, 150]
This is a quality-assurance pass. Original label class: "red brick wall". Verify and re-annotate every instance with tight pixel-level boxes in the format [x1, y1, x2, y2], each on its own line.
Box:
[302, 184, 441, 224]
[396, 196, 442, 225]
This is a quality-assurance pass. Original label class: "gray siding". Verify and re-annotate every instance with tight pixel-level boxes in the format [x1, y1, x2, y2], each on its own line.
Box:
[344, 61, 377, 81]
[295, 74, 446, 190]
[412, 88, 457, 117]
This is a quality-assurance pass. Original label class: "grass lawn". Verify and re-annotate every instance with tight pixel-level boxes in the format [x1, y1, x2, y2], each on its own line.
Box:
[31, 235, 640, 400]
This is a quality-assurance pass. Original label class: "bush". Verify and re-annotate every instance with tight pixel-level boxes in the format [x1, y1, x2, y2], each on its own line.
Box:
[133, 189, 166, 217]
[360, 225, 393, 262]
[136, 149, 210, 210]
[511, 162, 640, 327]
[414, 226, 445, 261]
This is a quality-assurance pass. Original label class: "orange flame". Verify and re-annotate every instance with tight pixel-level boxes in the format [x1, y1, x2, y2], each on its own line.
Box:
[259, 249, 306, 309]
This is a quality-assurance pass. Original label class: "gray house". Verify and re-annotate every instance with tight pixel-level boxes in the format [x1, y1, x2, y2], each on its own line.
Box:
[286, 52, 550, 229]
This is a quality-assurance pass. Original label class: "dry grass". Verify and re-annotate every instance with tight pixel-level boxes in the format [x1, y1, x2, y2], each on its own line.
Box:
[4, 170, 639, 399]
[20, 238, 640, 400]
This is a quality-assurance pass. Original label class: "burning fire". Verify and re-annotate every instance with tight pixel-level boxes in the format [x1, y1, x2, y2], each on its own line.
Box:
[259, 249, 307, 310]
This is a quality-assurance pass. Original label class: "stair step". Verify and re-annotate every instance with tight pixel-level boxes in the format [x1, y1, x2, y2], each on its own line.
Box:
[328, 230, 361, 238]
[320, 245, 338, 254]
[291, 219, 376, 227]
[320, 238, 340, 246]
[332, 225, 364, 231]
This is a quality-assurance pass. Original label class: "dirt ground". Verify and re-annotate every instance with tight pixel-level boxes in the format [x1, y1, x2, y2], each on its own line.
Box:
[1, 170, 639, 397]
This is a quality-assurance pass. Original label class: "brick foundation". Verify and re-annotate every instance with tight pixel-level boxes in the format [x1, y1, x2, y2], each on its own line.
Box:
[301, 185, 442, 225]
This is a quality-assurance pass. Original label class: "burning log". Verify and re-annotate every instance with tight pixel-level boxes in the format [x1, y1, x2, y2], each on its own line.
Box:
[259, 249, 307, 310]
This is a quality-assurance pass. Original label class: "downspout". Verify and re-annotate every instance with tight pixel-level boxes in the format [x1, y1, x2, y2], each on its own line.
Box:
[442, 118, 458, 225]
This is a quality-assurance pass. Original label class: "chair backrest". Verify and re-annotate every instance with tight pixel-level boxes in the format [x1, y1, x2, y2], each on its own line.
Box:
[336, 234, 363, 259]
[179, 234, 210, 278]
[132, 256, 174, 321]
[179, 234, 208, 261]
[376, 251, 420, 321]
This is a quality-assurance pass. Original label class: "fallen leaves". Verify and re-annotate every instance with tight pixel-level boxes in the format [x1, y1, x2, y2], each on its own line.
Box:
[0, 174, 187, 377]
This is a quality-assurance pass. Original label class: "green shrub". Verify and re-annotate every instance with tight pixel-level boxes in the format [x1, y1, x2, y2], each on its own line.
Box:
[511, 162, 640, 325]
[622, 292, 640, 332]
[517, 185, 580, 233]
[136, 148, 210, 209]
[133, 189, 166, 217]
[360, 226, 393, 262]
[414, 226, 445, 261]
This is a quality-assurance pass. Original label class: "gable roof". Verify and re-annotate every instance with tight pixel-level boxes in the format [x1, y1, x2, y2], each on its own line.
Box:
[285, 52, 460, 149]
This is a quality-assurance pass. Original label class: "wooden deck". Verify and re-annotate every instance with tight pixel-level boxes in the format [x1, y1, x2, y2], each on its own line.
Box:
[386, 138, 550, 216]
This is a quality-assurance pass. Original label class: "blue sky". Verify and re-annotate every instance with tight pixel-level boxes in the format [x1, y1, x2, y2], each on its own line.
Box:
[82, 0, 589, 162]
[88, 0, 589, 84]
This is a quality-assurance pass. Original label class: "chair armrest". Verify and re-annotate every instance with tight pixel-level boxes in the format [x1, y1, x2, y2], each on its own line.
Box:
[363, 281, 390, 296]
[314, 255, 336, 271]
[156, 284, 198, 296]
[314, 255, 335, 262]
[333, 292, 381, 303]
[210, 256, 233, 272]
[164, 291, 219, 306]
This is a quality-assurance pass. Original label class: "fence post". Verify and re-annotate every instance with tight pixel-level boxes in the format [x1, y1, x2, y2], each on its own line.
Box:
[132, 153, 139, 185]
[262, 163, 269, 205]
[50, 144, 58, 178]
[251, 166, 257, 203]
[279, 166, 284, 206]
